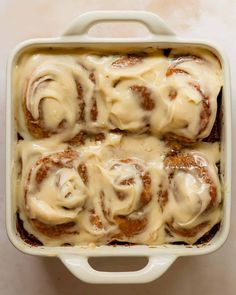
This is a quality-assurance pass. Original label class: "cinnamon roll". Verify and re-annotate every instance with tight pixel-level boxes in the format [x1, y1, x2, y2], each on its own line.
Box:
[150, 48, 222, 141]
[83, 157, 165, 244]
[105, 53, 168, 132]
[15, 53, 100, 140]
[23, 149, 88, 238]
[163, 150, 221, 243]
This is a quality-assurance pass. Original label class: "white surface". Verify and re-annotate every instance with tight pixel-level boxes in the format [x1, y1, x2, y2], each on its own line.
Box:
[0, 0, 236, 294]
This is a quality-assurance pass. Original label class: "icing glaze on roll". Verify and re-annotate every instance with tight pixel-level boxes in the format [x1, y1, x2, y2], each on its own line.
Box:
[104, 53, 168, 133]
[16, 54, 93, 139]
[163, 150, 221, 243]
[150, 48, 222, 141]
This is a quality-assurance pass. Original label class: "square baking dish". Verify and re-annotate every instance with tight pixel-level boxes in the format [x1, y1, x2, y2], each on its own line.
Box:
[6, 10, 232, 284]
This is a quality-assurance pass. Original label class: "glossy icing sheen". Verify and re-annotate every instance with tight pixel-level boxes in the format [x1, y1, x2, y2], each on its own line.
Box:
[13, 47, 223, 246]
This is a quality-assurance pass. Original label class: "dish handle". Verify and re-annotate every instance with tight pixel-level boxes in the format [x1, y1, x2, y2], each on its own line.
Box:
[62, 10, 175, 38]
[58, 254, 177, 284]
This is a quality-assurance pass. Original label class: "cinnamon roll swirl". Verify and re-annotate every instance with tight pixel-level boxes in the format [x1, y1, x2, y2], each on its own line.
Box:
[150, 49, 222, 142]
[163, 151, 221, 243]
[105, 53, 168, 132]
[24, 150, 88, 237]
[16, 53, 96, 140]
[84, 157, 165, 244]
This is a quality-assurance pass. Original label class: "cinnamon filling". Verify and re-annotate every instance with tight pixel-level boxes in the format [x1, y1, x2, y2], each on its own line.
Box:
[111, 55, 142, 69]
[130, 85, 155, 111]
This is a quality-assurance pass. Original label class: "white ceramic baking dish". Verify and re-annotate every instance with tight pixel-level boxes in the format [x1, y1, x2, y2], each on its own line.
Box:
[6, 10, 232, 284]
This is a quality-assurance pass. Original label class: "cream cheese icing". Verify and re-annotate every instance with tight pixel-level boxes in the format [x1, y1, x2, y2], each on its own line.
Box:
[15, 135, 221, 246]
[13, 47, 223, 246]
